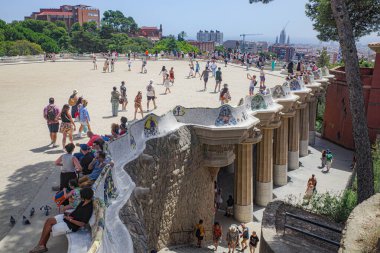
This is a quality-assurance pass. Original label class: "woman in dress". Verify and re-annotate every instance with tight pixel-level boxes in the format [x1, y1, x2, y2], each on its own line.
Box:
[120, 81, 128, 111]
[59, 104, 76, 148]
[164, 74, 171, 94]
[158, 66, 167, 84]
[169, 67, 175, 84]
[134, 91, 144, 120]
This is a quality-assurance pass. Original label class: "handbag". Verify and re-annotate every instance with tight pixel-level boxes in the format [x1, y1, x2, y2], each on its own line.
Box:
[53, 190, 67, 207]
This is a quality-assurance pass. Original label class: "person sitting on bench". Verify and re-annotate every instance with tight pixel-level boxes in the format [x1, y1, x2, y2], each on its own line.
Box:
[29, 187, 94, 253]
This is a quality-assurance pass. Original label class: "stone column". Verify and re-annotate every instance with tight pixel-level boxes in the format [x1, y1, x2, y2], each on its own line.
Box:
[256, 128, 273, 206]
[208, 167, 220, 182]
[273, 117, 289, 186]
[288, 109, 300, 170]
[309, 99, 317, 146]
[234, 143, 253, 222]
[300, 104, 310, 157]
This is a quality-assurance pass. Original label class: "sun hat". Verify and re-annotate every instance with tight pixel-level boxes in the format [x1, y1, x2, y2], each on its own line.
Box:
[73, 89, 78, 94]
[223, 83, 228, 88]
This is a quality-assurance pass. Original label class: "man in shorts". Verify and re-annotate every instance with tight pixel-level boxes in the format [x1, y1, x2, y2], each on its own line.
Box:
[29, 188, 94, 253]
[146, 80, 157, 111]
[214, 67, 223, 93]
[200, 67, 210, 91]
[43, 97, 60, 147]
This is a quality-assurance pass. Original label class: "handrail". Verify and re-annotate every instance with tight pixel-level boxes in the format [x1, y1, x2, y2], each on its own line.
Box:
[284, 212, 342, 248]
[285, 212, 342, 233]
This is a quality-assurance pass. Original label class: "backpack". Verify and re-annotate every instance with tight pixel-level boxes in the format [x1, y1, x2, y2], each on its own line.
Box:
[195, 228, 201, 237]
[68, 95, 76, 106]
[47, 106, 57, 121]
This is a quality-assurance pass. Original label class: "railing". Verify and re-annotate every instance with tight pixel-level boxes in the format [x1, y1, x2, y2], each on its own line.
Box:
[284, 212, 342, 247]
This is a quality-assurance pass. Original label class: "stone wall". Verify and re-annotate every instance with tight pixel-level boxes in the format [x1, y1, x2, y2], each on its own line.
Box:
[120, 126, 215, 252]
[339, 193, 380, 253]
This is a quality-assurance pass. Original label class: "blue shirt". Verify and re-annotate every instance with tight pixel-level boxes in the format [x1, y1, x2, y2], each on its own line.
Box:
[79, 107, 90, 122]
[88, 161, 106, 181]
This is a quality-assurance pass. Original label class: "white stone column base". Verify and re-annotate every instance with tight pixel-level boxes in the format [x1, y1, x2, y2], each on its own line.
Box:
[309, 131, 316, 146]
[299, 140, 309, 157]
[255, 181, 273, 207]
[273, 164, 287, 186]
[288, 151, 299, 170]
[234, 204, 253, 223]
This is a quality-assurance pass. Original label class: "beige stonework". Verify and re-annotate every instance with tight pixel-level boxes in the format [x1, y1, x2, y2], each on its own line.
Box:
[299, 104, 310, 157]
[256, 128, 274, 206]
[234, 143, 254, 223]
[288, 109, 300, 170]
[308, 99, 317, 145]
[273, 117, 289, 186]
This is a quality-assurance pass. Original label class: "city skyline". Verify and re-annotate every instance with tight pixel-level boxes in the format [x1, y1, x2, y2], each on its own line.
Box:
[0, 0, 378, 44]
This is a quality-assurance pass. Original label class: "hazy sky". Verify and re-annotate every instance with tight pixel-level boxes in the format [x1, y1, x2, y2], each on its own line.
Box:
[0, 0, 378, 44]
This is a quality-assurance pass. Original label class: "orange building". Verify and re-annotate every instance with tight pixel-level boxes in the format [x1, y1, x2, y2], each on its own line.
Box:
[25, 5, 100, 29]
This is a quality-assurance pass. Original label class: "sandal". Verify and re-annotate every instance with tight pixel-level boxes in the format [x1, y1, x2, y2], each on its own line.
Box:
[29, 245, 48, 253]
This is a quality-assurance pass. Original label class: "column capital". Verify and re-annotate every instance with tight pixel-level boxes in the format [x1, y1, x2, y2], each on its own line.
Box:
[242, 127, 262, 144]
[203, 144, 235, 168]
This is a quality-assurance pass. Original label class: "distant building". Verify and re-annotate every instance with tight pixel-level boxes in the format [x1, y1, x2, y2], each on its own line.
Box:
[256, 41, 269, 53]
[279, 29, 286, 45]
[25, 5, 100, 29]
[137, 25, 162, 41]
[269, 45, 295, 62]
[197, 30, 223, 44]
[223, 40, 240, 51]
[188, 41, 215, 52]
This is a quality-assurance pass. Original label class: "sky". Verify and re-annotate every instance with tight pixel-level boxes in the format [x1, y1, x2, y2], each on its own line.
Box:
[0, 0, 378, 44]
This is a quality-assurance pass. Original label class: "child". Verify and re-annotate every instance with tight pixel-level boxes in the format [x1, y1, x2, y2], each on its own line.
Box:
[247, 74, 257, 96]
[195, 220, 205, 248]
[128, 58, 132, 71]
[62, 179, 81, 213]
[249, 231, 260, 253]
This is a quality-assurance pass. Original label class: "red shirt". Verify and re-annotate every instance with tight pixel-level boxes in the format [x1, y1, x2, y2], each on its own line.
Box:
[87, 135, 101, 147]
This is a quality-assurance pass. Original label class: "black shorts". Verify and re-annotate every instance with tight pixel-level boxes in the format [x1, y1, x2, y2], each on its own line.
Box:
[147, 96, 155, 101]
[197, 236, 204, 241]
[48, 123, 59, 133]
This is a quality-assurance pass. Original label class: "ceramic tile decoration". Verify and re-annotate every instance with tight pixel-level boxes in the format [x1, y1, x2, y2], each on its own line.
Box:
[215, 105, 238, 126]
[144, 115, 159, 138]
[251, 94, 268, 110]
[172, 105, 186, 116]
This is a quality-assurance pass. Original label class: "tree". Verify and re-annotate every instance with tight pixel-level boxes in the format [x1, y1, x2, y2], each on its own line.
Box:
[250, 0, 379, 203]
[317, 47, 330, 68]
[177, 31, 187, 41]
[102, 10, 139, 34]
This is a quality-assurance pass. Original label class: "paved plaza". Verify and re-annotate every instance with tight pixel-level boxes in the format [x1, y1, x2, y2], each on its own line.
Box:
[0, 60, 352, 252]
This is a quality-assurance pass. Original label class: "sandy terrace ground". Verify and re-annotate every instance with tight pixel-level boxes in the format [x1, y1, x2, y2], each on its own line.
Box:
[0, 59, 281, 241]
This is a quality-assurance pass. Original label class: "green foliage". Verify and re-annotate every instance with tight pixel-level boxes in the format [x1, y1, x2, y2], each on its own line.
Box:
[151, 38, 198, 54]
[215, 45, 225, 52]
[177, 31, 187, 41]
[305, 0, 380, 41]
[102, 10, 138, 34]
[316, 97, 325, 133]
[317, 47, 330, 68]
[359, 58, 375, 68]
[0, 40, 43, 56]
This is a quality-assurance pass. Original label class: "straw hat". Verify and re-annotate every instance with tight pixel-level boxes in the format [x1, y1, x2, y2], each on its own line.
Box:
[73, 89, 78, 94]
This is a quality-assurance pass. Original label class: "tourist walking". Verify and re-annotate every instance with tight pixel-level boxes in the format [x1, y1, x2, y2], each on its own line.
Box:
[225, 195, 234, 217]
[320, 150, 327, 168]
[78, 99, 91, 137]
[93, 56, 97, 70]
[43, 97, 60, 147]
[120, 81, 128, 111]
[59, 104, 76, 148]
[159, 66, 167, 84]
[146, 80, 157, 111]
[226, 226, 239, 253]
[307, 174, 317, 193]
[188, 62, 194, 78]
[55, 143, 82, 190]
[214, 67, 222, 93]
[110, 59, 115, 72]
[195, 219, 205, 248]
[271, 58, 276, 71]
[110, 87, 120, 117]
[134, 91, 144, 120]
[141, 58, 147, 73]
[163, 74, 171, 94]
[240, 223, 250, 251]
[247, 74, 257, 96]
[213, 222, 222, 251]
[220, 84, 231, 105]
[200, 67, 210, 91]
[287, 61, 294, 75]
[195, 61, 200, 77]
[103, 58, 110, 72]
[260, 67, 266, 89]
[211, 61, 217, 77]
[325, 150, 333, 172]
[249, 231, 260, 253]
[128, 58, 132, 71]
[169, 67, 175, 84]
[68, 90, 78, 118]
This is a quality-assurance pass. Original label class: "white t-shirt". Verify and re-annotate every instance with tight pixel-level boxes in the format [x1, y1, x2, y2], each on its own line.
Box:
[146, 84, 155, 97]
[250, 80, 257, 88]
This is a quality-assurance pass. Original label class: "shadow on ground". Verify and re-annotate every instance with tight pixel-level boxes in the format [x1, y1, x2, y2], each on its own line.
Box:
[0, 161, 54, 241]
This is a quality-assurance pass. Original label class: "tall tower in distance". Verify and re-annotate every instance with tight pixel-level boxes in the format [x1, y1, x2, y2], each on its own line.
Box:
[275, 36, 278, 44]
[287, 35, 290, 45]
[279, 28, 286, 45]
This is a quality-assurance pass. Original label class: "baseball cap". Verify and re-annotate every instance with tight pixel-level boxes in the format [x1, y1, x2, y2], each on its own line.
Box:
[80, 144, 90, 151]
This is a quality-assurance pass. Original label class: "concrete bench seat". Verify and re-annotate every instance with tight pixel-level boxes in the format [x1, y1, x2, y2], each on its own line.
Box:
[66, 229, 92, 253]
